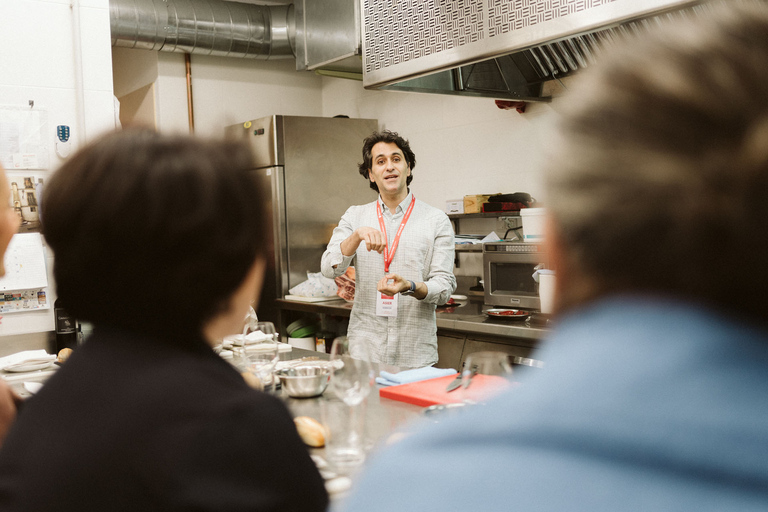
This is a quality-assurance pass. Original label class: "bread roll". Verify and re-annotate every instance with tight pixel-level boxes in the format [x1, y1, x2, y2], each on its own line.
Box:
[240, 371, 264, 391]
[294, 416, 326, 447]
[57, 348, 73, 363]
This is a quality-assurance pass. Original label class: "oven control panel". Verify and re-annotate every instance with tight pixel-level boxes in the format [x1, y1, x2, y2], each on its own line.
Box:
[484, 242, 545, 254]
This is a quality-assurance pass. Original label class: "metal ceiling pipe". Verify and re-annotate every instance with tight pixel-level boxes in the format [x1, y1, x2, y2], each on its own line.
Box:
[109, 0, 295, 59]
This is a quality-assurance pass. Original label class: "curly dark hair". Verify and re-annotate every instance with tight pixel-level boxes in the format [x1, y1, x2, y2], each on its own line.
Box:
[358, 130, 416, 192]
[42, 129, 267, 340]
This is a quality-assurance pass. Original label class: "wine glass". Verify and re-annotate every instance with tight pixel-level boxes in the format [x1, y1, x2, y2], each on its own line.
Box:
[460, 351, 514, 405]
[239, 321, 280, 392]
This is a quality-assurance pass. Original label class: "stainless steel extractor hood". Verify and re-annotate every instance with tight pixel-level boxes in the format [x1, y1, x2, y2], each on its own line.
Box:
[361, 0, 714, 101]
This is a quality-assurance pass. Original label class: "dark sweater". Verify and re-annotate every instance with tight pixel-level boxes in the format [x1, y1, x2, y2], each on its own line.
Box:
[0, 327, 328, 512]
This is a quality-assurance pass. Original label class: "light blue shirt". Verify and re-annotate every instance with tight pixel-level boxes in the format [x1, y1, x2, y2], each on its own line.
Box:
[339, 297, 768, 511]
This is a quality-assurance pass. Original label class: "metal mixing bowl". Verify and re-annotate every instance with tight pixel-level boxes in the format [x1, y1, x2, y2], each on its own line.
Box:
[276, 366, 330, 398]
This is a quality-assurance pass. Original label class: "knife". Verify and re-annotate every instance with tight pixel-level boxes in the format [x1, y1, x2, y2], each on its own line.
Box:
[445, 370, 475, 392]
[445, 373, 462, 392]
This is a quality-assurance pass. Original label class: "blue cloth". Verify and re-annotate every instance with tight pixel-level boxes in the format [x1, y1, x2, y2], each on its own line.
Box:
[338, 297, 768, 512]
[376, 366, 456, 386]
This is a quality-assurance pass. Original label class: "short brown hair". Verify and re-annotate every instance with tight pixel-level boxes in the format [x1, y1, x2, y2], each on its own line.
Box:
[546, 3, 768, 324]
[42, 129, 267, 339]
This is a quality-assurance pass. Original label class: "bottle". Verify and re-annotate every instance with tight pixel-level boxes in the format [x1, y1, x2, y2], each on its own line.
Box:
[315, 332, 326, 353]
[54, 298, 78, 352]
[315, 331, 334, 353]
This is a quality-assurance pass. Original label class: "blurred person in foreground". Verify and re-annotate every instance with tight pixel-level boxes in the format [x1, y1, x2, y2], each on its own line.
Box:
[0, 163, 22, 446]
[338, 3, 768, 511]
[0, 130, 328, 511]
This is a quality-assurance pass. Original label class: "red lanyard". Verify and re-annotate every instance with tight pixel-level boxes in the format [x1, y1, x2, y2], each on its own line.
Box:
[376, 195, 416, 273]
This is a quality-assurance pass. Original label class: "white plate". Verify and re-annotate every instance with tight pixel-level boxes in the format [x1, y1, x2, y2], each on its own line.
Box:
[3, 359, 56, 373]
[450, 295, 468, 301]
[23, 381, 44, 394]
[484, 308, 530, 320]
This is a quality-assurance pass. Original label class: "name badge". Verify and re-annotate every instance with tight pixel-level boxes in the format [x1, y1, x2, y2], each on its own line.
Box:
[376, 291, 398, 317]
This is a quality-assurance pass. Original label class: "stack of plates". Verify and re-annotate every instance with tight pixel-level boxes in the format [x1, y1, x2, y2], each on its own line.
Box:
[286, 318, 319, 351]
[287, 318, 319, 339]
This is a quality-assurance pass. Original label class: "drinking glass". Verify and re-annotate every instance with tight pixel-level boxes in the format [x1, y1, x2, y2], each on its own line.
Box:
[329, 336, 374, 406]
[460, 351, 514, 404]
[239, 321, 280, 392]
[325, 336, 374, 470]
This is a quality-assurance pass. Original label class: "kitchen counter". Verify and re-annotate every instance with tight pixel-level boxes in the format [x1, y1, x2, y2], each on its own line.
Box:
[281, 349, 425, 469]
[276, 297, 549, 341]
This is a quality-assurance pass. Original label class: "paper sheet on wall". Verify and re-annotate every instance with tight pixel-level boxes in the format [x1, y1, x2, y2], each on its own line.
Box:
[0, 233, 48, 291]
[0, 105, 49, 170]
[0, 233, 54, 334]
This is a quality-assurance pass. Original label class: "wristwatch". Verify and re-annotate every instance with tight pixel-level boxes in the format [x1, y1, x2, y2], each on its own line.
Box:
[401, 280, 416, 296]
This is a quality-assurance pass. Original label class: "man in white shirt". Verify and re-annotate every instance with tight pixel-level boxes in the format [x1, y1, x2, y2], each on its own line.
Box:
[321, 130, 456, 369]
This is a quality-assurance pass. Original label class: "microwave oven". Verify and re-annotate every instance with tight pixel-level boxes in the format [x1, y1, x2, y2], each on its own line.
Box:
[483, 242, 548, 310]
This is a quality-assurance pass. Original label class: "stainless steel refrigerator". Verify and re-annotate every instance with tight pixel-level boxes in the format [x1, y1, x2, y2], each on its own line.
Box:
[225, 115, 378, 331]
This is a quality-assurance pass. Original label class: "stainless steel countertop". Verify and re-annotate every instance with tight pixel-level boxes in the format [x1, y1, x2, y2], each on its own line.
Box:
[282, 349, 425, 469]
[6, 348, 427, 483]
[277, 298, 550, 341]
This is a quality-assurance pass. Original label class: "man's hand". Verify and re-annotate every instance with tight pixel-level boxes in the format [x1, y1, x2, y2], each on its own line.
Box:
[342, 227, 387, 256]
[0, 379, 22, 447]
[377, 274, 409, 296]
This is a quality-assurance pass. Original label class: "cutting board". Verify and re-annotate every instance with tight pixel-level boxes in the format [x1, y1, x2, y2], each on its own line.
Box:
[379, 374, 513, 407]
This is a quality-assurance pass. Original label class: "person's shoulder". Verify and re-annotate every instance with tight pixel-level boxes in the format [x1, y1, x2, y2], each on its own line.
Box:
[342, 200, 377, 218]
[353, 199, 378, 210]
[414, 199, 451, 222]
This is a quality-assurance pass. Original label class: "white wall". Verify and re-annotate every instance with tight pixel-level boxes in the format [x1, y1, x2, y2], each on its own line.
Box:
[151, 53, 559, 209]
[1, 0, 117, 158]
[154, 53, 324, 136]
[321, 77, 558, 211]
[0, 0, 116, 355]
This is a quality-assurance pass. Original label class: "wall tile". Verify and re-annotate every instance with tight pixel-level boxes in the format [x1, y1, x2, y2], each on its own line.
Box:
[83, 89, 117, 140]
[77, 0, 109, 8]
[80, 5, 114, 92]
[4, 1, 75, 89]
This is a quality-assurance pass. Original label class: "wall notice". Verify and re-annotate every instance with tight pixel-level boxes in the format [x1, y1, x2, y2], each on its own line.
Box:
[0, 233, 48, 292]
[0, 105, 49, 170]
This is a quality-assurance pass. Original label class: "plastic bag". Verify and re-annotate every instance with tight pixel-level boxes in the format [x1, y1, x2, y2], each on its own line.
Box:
[288, 272, 339, 298]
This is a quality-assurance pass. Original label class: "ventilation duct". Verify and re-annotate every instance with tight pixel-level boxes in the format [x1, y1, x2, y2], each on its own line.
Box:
[109, 0, 295, 59]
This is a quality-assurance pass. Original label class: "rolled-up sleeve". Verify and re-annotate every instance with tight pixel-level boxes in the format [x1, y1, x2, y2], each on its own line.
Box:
[423, 214, 457, 304]
[321, 207, 357, 279]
